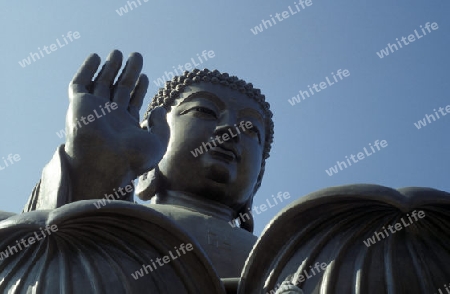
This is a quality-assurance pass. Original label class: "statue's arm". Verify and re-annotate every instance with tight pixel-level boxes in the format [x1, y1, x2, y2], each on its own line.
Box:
[23, 146, 68, 212]
[23, 145, 86, 212]
[23, 50, 169, 211]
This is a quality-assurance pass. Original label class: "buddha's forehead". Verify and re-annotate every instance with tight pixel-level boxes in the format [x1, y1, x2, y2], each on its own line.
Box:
[174, 82, 264, 116]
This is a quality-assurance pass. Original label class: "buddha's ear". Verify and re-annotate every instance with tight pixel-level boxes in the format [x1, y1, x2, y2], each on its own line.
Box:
[135, 166, 161, 200]
[239, 197, 254, 233]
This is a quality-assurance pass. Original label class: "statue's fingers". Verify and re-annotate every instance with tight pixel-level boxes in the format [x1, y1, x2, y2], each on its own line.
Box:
[69, 53, 101, 94]
[113, 52, 143, 107]
[92, 50, 123, 98]
[129, 74, 149, 121]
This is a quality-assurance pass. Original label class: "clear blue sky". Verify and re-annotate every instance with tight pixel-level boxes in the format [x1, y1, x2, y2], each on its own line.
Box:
[1, 1, 449, 236]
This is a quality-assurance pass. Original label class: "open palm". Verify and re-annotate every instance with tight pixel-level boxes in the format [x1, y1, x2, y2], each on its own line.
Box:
[64, 50, 169, 199]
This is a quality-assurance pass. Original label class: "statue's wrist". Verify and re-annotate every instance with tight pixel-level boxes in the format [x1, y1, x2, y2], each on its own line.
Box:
[63, 145, 135, 201]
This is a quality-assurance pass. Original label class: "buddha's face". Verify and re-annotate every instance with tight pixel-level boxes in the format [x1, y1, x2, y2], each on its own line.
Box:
[156, 82, 265, 210]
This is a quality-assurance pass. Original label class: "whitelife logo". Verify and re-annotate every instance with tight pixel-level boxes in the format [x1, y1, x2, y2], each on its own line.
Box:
[250, 0, 313, 35]
[325, 139, 388, 176]
[152, 50, 216, 88]
[288, 69, 350, 106]
[266, 261, 328, 294]
[190, 121, 254, 158]
[363, 210, 425, 247]
[115, 0, 149, 16]
[0, 225, 59, 261]
[229, 192, 291, 228]
[56, 101, 118, 139]
[414, 104, 450, 130]
[18, 31, 81, 68]
[131, 243, 193, 280]
[0, 154, 21, 171]
[376, 22, 439, 59]
[93, 181, 135, 209]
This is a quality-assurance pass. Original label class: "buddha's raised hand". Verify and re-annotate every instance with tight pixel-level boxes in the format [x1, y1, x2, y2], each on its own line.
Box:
[64, 50, 169, 200]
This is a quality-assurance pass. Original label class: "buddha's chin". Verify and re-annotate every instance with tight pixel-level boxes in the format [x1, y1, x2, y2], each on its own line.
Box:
[204, 162, 233, 184]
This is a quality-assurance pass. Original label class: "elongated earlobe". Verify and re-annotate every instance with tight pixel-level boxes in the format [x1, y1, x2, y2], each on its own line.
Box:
[238, 197, 254, 233]
[135, 166, 161, 200]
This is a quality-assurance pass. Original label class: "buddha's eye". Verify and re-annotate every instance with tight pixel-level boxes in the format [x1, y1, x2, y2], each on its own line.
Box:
[182, 106, 217, 118]
[245, 126, 261, 143]
[195, 107, 215, 115]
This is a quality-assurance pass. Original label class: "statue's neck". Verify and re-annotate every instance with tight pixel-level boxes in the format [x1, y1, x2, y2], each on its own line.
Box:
[152, 191, 236, 222]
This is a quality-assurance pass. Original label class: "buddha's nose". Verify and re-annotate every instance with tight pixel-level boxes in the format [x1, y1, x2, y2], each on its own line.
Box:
[214, 112, 241, 143]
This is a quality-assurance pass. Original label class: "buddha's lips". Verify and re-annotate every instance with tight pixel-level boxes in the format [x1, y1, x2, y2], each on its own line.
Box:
[209, 147, 236, 162]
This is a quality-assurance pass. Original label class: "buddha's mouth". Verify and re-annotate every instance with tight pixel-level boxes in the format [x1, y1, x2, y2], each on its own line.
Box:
[209, 147, 236, 162]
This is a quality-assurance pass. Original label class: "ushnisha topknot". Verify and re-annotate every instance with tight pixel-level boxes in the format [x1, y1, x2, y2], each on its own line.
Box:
[143, 68, 274, 197]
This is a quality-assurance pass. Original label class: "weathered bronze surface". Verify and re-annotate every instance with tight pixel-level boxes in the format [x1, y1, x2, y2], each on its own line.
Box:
[0, 51, 448, 294]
